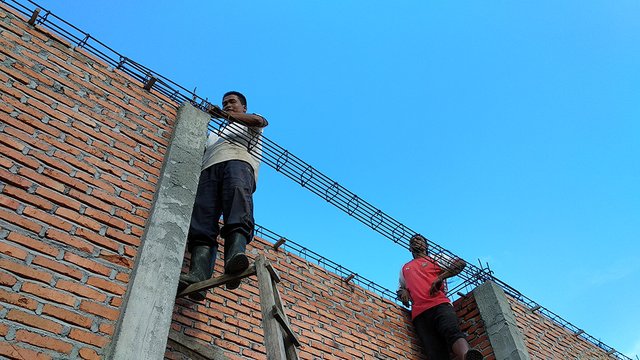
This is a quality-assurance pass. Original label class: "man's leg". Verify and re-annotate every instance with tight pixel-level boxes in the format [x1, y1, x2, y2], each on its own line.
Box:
[432, 303, 483, 360]
[180, 166, 222, 301]
[413, 309, 451, 360]
[220, 160, 256, 289]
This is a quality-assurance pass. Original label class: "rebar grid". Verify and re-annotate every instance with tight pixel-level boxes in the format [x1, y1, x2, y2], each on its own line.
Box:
[1, 1, 629, 358]
[254, 224, 400, 303]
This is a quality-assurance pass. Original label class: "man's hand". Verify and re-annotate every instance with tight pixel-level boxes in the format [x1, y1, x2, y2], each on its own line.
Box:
[429, 277, 444, 296]
[206, 104, 227, 118]
[396, 288, 412, 307]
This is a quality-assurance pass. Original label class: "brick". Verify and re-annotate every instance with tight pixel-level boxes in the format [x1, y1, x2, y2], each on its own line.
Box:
[21, 282, 76, 306]
[55, 207, 102, 232]
[110, 296, 122, 307]
[15, 329, 74, 354]
[83, 207, 127, 230]
[0, 146, 40, 171]
[79, 300, 119, 321]
[45, 228, 94, 254]
[78, 347, 100, 360]
[63, 252, 111, 276]
[73, 171, 117, 194]
[0, 287, 38, 310]
[115, 272, 129, 283]
[113, 208, 146, 227]
[98, 172, 139, 196]
[0, 167, 34, 190]
[32, 255, 83, 280]
[98, 252, 134, 269]
[0, 341, 52, 360]
[86, 276, 125, 296]
[105, 227, 140, 247]
[33, 186, 82, 211]
[90, 188, 133, 212]
[0, 192, 21, 211]
[55, 279, 107, 302]
[41, 167, 89, 193]
[0, 60, 30, 84]
[6, 308, 64, 334]
[2, 184, 54, 211]
[0, 258, 53, 284]
[68, 328, 109, 347]
[98, 322, 114, 335]
[21, 205, 72, 232]
[0, 132, 27, 152]
[73, 227, 119, 252]
[0, 238, 29, 260]
[42, 303, 92, 328]
[29, 148, 73, 174]
[17, 166, 65, 192]
[67, 188, 112, 213]
[3, 108, 60, 138]
[0, 271, 18, 287]
[0, 155, 14, 168]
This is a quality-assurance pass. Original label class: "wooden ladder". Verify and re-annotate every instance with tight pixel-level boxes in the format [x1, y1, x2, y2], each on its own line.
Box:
[174, 254, 300, 360]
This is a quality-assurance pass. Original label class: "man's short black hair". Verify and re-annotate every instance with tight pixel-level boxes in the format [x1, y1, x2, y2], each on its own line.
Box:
[223, 91, 247, 106]
[410, 234, 428, 248]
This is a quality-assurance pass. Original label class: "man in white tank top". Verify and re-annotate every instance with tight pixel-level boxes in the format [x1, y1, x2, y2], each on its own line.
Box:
[179, 91, 268, 300]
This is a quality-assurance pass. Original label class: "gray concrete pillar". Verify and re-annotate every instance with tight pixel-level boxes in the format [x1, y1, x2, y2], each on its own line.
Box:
[473, 281, 531, 360]
[108, 103, 210, 360]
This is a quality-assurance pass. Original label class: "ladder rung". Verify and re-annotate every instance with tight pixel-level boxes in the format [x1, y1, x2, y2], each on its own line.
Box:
[167, 329, 227, 360]
[176, 265, 257, 298]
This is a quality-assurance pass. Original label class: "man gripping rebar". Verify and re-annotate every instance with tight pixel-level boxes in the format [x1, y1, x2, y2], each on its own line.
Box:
[397, 234, 483, 360]
[178, 91, 268, 301]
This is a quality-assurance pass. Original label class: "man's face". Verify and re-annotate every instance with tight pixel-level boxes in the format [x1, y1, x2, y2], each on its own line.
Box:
[409, 236, 427, 257]
[222, 94, 247, 113]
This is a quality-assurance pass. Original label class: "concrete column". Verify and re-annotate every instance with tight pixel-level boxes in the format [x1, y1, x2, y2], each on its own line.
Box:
[108, 103, 210, 360]
[473, 281, 531, 360]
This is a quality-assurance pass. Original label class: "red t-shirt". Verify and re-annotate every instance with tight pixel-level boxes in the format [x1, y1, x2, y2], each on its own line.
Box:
[400, 256, 451, 320]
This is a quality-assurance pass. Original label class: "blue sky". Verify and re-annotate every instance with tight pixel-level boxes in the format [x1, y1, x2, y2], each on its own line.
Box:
[23, 0, 640, 356]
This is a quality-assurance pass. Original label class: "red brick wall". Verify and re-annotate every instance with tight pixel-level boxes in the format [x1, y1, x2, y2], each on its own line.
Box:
[0, 3, 176, 359]
[0, 3, 621, 360]
[455, 294, 494, 360]
[168, 236, 427, 360]
[508, 297, 612, 360]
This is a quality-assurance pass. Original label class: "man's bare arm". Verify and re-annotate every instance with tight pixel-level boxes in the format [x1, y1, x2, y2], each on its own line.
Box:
[429, 258, 466, 296]
[439, 258, 466, 280]
[227, 112, 268, 127]
[206, 105, 267, 127]
[396, 286, 411, 307]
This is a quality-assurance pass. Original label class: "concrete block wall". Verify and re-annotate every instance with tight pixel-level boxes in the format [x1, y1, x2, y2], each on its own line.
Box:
[0, 3, 176, 358]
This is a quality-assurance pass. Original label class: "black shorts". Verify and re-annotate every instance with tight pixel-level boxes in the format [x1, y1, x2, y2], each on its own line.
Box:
[413, 303, 466, 360]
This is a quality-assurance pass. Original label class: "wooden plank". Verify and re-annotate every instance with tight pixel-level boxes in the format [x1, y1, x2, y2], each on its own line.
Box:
[176, 265, 256, 298]
[256, 255, 287, 359]
[265, 261, 281, 283]
[271, 305, 301, 347]
[270, 274, 299, 359]
[167, 330, 227, 360]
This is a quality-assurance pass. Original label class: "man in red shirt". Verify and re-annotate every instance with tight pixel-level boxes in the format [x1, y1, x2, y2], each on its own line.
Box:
[398, 234, 483, 360]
